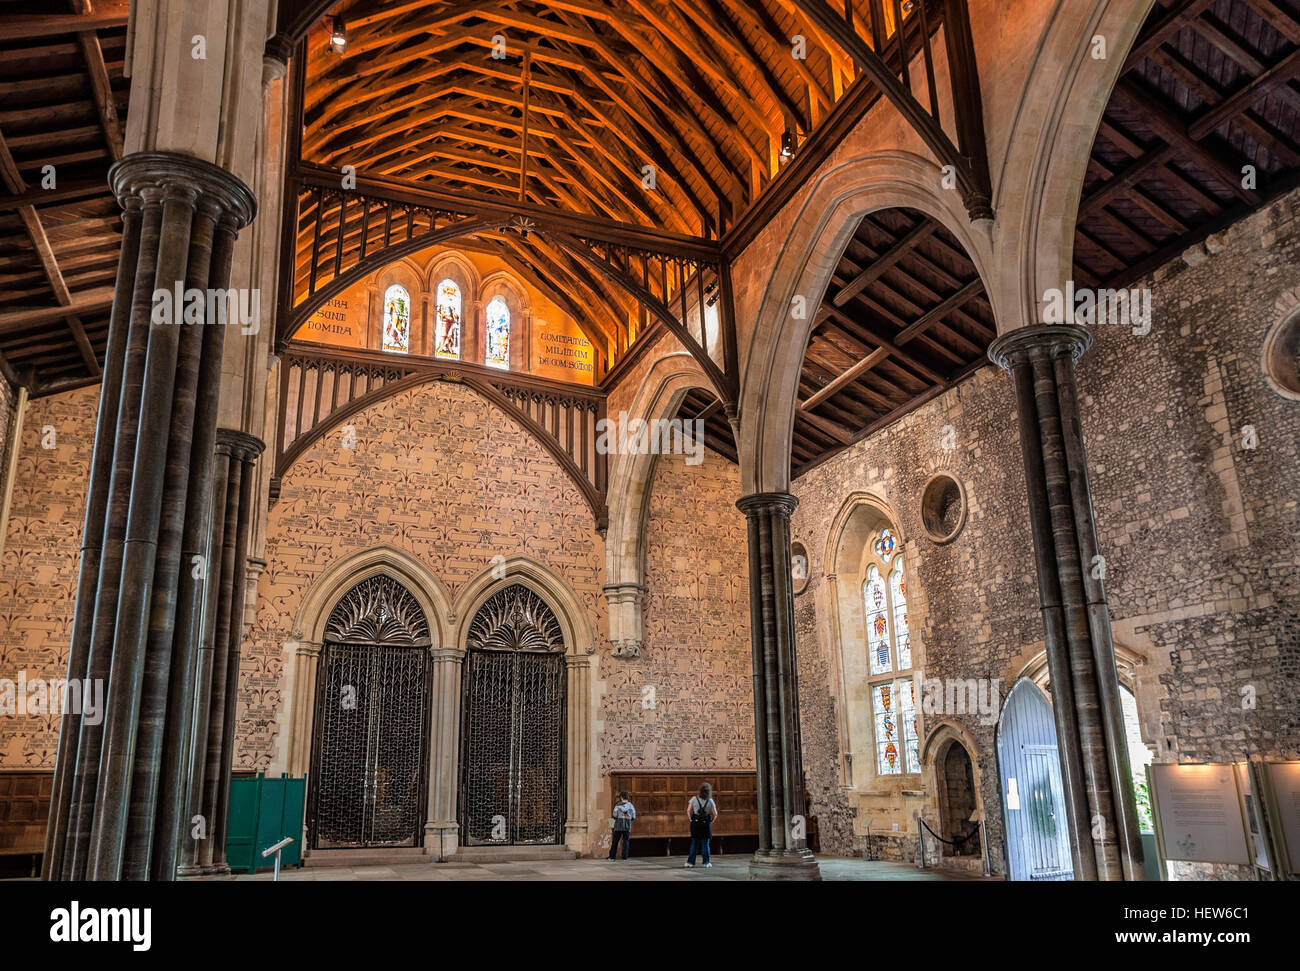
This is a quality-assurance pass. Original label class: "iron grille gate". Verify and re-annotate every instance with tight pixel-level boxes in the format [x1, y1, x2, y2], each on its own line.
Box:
[460, 586, 567, 845]
[309, 576, 432, 850]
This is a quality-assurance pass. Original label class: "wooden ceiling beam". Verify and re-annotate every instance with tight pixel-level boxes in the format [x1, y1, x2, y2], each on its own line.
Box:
[77, 30, 123, 162]
[800, 345, 890, 410]
[1111, 80, 1259, 204]
[833, 216, 937, 307]
[0, 8, 128, 42]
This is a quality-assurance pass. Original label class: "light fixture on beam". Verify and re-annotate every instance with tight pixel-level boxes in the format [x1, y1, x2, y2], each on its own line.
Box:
[780, 129, 797, 160]
[329, 16, 347, 54]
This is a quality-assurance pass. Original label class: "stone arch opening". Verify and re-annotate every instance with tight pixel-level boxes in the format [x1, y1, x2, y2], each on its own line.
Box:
[307, 573, 434, 851]
[936, 739, 981, 857]
[738, 155, 996, 495]
[458, 583, 568, 846]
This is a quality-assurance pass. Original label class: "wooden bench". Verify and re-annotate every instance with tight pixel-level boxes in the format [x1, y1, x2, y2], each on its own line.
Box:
[0, 770, 52, 876]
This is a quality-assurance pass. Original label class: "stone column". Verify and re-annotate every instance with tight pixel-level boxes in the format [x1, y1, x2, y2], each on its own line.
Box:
[602, 582, 644, 658]
[736, 492, 820, 880]
[285, 638, 322, 777]
[194, 429, 264, 875]
[424, 646, 463, 859]
[42, 153, 255, 882]
[988, 324, 1144, 881]
[564, 653, 591, 854]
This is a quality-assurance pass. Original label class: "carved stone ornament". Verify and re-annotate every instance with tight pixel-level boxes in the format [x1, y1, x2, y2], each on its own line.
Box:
[467, 585, 564, 653]
[324, 575, 431, 646]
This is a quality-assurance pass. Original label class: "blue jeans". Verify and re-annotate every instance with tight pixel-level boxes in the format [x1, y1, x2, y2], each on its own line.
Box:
[687, 825, 711, 864]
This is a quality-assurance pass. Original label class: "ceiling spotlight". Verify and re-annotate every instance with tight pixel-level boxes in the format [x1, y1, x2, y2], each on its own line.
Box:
[329, 16, 347, 54]
[706, 294, 718, 308]
[704, 280, 718, 295]
[780, 129, 797, 159]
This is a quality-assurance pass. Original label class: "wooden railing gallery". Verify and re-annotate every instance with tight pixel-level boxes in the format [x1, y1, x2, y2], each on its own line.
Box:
[273, 343, 609, 529]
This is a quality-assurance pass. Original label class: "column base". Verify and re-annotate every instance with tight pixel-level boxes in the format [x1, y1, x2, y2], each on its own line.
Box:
[747, 848, 822, 881]
[423, 822, 460, 860]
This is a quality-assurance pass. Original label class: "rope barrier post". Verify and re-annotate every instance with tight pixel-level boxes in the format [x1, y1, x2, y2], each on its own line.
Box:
[981, 819, 991, 877]
[916, 815, 925, 869]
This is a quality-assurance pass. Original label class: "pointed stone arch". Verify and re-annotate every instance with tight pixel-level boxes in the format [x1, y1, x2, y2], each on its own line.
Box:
[738, 152, 995, 495]
[280, 545, 454, 779]
[993, 0, 1159, 334]
[603, 350, 716, 657]
[446, 557, 598, 855]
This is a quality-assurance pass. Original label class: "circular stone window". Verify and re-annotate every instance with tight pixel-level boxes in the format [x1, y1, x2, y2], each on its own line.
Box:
[790, 541, 810, 595]
[1263, 309, 1300, 401]
[920, 474, 967, 544]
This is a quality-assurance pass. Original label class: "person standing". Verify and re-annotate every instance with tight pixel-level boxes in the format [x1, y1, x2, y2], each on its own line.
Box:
[608, 791, 636, 860]
[685, 783, 718, 868]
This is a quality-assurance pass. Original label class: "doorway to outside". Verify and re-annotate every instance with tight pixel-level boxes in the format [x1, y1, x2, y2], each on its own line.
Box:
[996, 679, 1074, 881]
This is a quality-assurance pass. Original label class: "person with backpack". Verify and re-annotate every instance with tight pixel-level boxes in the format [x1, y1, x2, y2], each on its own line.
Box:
[608, 791, 636, 860]
[685, 782, 717, 868]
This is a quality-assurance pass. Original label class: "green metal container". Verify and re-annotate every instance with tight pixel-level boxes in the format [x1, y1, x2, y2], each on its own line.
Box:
[226, 773, 306, 874]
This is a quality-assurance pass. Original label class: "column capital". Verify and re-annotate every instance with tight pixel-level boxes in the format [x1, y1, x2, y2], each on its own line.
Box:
[110, 152, 256, 229]
[987, 324, 1092, 372]
[215, 428, 266, 462]
[736, 491, 799, 518]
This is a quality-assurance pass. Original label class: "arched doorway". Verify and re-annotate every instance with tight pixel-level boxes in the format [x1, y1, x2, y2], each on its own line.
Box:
[996, 679, 1073, 881]
[938, 742, 981, 857]
[307, 575, 433, 849]
[459, 584, 567, 845]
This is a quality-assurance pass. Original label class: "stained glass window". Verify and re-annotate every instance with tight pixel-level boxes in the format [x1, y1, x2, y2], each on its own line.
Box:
[382, 284, 410, 354]
[434, 278, 461, 360]
[873, 683, 901, 774]
[891, 562, 911, 670]
[865, 565, 891, 675]
[873, 527, 897, 562]
[485, 296, 510, 370]
[866, 526, 919, 775]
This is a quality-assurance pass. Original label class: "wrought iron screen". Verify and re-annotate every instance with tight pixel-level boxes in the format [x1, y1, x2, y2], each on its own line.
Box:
[310, 575, 432, 849]
[461, 585, 566, 845]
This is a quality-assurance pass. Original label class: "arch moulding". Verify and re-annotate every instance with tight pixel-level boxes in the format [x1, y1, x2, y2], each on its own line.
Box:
[603, 350, 715, 658]
[449, 557, 599, 856]
[738, 152, 996, 496]
[277, 544, 454, 798]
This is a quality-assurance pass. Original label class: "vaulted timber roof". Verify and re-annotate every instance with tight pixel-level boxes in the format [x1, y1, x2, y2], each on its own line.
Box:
[1073, 0, 1300, 287]
[794, 206, 992, 477]
[300, 0, 927, 239]
[0, 1, 128, 397]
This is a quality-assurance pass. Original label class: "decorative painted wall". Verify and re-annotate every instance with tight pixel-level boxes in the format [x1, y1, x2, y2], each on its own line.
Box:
[238, 377, 608, 772]
[597, 446, 752, 771]
[0, 385, 97, 768]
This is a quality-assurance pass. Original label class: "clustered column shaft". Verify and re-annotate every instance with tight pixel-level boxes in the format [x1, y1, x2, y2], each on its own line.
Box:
[43, 152, 256, 882]
[736, 492, 820, 881]
[988, 324, 1144, 881]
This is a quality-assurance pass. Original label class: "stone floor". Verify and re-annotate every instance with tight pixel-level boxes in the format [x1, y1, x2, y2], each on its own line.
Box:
[228, 856, 996, 881]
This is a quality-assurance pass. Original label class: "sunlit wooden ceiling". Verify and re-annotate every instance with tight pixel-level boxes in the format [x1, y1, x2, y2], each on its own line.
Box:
[301, 0, 920, 240]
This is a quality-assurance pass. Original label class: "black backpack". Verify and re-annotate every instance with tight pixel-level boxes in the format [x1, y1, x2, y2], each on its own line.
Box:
[691, 796, 713, 825]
